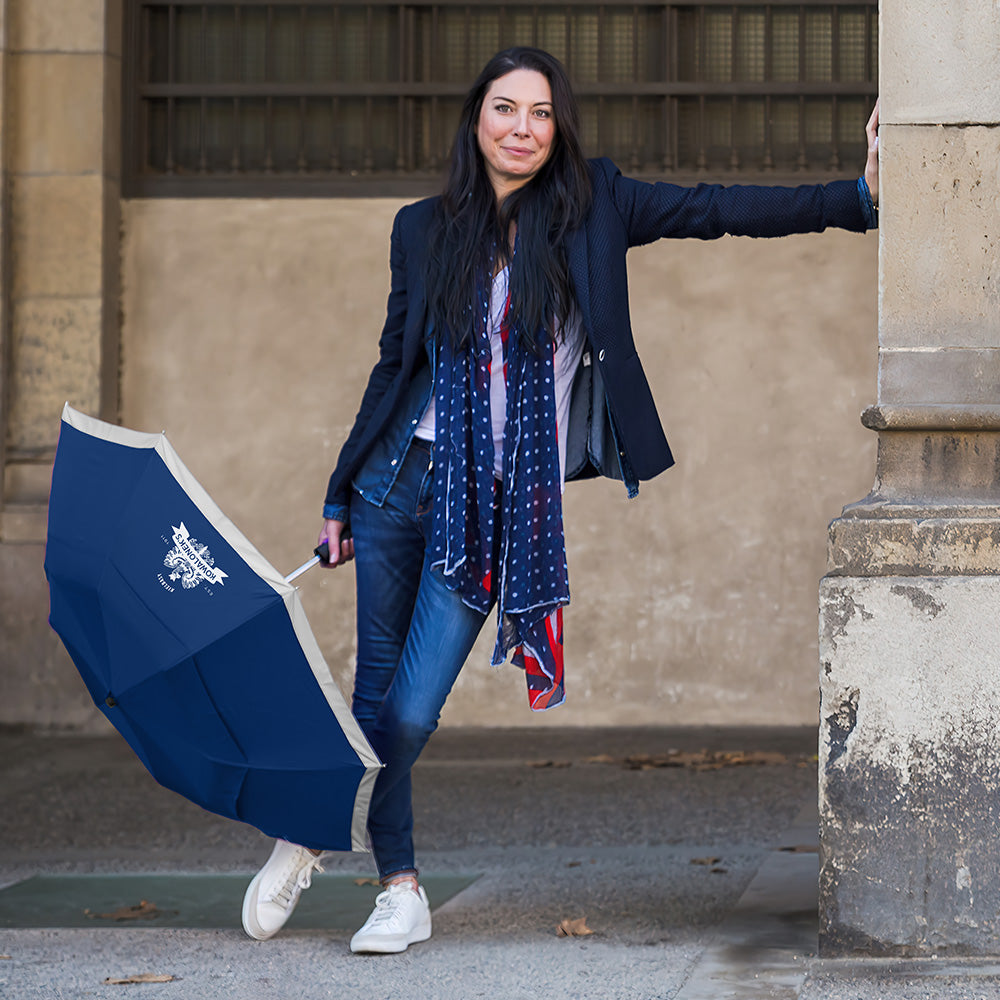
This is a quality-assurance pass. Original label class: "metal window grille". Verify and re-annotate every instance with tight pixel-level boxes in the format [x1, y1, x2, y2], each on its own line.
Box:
[122, 0, 878, 196]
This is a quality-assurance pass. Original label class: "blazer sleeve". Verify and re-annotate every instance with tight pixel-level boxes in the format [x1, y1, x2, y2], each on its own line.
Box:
[323, 206, 411, 510]
[599, 159, 870, 247]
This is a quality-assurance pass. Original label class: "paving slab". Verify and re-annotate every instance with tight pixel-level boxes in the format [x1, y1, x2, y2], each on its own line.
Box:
[673, 803, 819, 999]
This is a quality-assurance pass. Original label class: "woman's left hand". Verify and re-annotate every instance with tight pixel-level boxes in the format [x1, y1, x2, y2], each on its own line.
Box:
[864, 99, 880, 206]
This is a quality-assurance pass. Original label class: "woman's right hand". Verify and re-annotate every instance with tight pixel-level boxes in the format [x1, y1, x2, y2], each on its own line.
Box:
[864, 99, 880, 206]
[318, 519, 355, 568]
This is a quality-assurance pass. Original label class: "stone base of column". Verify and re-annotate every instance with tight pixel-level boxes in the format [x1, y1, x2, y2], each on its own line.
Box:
[820, 574, 1000, 956]
[819, 405, 1000, 957]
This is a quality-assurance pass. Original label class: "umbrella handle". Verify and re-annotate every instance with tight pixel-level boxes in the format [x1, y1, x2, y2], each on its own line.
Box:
[315, 525, 352, 563]
[284, 530, 352, 583]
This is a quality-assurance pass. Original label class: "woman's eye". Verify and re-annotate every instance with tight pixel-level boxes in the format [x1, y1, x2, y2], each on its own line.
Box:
[495, 103, 512, 113]
[534, 109, 550, 119]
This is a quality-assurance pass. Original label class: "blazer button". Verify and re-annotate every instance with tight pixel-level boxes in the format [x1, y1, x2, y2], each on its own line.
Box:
[598, 349, 606, 362]
[391, 459, 397, 466]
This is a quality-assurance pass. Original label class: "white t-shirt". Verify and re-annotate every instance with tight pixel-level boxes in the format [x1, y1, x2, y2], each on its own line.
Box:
[414, 266, 585, 488]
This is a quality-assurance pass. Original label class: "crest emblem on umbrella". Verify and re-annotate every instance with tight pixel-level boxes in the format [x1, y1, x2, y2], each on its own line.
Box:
[161, 522, 228, 591]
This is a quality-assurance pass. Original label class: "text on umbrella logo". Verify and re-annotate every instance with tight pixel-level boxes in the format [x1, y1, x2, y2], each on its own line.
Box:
[160, 522, 229, 591]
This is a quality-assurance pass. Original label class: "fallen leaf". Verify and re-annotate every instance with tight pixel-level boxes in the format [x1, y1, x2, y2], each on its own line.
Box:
[530, 760, 572, 768]
[87, 900, 167, 922]
[0, 955, 11, 960]
[566, 861, 583, 868]
[777, 844, 819, 854]
[690, 857, 721, 866]
[104, 973, 176, 985]
[710, 867, 728, 874]
[582, 753, 617, 764]
[352, 877, 381, 886]
[556, 917, 594, 937]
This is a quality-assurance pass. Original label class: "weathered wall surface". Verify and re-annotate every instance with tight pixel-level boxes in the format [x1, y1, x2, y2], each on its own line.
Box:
[102, 197, 878, 730]
[820, 576, 1000, 956]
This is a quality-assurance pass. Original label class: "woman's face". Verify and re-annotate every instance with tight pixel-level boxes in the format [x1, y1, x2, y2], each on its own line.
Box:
[476, 68, 556, 201]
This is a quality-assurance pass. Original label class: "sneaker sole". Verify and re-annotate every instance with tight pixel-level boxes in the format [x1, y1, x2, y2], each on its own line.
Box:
[350, 918, 432, 954]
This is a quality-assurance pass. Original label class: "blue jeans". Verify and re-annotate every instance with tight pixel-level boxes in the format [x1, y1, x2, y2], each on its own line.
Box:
[349, 438, 494, 879]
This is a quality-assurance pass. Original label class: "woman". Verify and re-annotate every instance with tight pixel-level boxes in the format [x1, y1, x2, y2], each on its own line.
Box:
[243, 46, 880, 953]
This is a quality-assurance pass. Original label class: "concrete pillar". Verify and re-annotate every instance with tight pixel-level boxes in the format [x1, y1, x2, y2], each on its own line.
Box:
[0, 0, 121, 725]
[818, 0, 1000, 956]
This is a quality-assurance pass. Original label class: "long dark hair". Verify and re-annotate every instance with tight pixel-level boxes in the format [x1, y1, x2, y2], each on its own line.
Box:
[424, 47, 592, 352]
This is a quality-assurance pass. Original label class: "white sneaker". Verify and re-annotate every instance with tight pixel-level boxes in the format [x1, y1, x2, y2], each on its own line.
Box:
[349, 883, 432, 954]
[242, 839, 326, 941]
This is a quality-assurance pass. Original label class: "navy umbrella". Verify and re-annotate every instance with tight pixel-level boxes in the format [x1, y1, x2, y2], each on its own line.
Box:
[45, 404, 380, 852]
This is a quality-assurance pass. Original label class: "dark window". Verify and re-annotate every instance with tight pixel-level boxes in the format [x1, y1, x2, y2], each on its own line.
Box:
[122, 1, 878, 196]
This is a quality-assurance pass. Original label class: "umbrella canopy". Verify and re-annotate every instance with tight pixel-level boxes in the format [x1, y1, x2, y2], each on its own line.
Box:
[45, 404, 380, 852]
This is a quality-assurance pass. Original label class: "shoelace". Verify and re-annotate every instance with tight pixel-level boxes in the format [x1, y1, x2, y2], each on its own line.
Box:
[367, 888, 414, 928]
[263, 850, 325, 907]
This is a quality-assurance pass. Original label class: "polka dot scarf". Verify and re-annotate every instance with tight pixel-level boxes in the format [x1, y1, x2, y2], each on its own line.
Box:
[428, 275, 568, 711]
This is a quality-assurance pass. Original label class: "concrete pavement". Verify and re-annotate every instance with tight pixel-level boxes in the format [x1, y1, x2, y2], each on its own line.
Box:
[2, 726, 1000, 999]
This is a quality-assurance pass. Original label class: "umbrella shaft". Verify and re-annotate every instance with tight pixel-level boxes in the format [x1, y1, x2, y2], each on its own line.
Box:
[285, 554, 321, 583]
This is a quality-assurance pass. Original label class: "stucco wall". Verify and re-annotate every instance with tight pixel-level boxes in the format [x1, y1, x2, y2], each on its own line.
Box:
[117, 197, 877, 728]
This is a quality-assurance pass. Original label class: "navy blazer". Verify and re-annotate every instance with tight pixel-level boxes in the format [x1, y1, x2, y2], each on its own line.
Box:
[325, 158, 869, 510]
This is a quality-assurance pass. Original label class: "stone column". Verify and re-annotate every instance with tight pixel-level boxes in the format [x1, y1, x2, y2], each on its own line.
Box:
[0, 0, 121, 724]
[818, 1, 1000, 956]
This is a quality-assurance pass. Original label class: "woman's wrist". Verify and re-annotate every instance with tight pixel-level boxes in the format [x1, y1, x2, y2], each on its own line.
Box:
[857, 176, 878, 230]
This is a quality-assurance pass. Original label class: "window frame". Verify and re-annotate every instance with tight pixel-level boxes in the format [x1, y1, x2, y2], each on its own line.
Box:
[122, 0, 878, 198]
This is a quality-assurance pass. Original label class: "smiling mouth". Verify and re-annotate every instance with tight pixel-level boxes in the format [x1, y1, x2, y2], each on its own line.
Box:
[502, 147, 534, 156]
